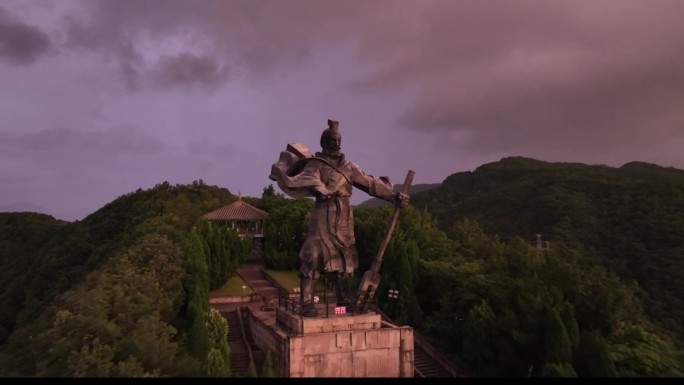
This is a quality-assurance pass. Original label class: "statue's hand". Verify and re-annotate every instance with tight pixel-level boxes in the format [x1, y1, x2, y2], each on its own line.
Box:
[394, 192, 410, 208]
[313, 187, 334, 200]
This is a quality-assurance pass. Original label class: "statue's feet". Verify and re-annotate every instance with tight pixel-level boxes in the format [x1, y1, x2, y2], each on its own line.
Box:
[300, 304, 318, 317]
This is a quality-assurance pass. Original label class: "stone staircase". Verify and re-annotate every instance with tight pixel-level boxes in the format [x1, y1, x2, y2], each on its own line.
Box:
[376, 310, 467, 378]
[237, 262, 281, 301]
[224, 310, 251, 377]
[414, 344, 453, 377]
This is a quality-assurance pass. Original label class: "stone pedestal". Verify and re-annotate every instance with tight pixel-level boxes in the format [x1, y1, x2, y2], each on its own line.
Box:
[248, 307, 414, 377]
[276, 307, 382, 335]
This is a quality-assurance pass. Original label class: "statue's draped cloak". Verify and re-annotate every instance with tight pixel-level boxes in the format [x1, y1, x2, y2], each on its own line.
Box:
[269, 147, 395, 279]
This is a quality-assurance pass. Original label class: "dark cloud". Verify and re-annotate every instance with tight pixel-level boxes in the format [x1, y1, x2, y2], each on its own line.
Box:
[4, 0, 684, 220]
[64, 0, 202, 92]
[0, 126, 164, 157]
[117, 40, 144, 92]
[64, 0, 201, 49]
[151, 53, 229, 90]
[346, 1, 684, 158]
[61, 0, 382, 89]
[0, 6, 51, 64]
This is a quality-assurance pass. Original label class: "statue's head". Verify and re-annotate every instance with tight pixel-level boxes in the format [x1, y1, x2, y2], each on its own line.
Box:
[320, 119, 342, 158]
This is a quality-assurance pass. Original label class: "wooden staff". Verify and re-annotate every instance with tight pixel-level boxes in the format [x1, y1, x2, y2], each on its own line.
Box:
[351, 169, 415, 314]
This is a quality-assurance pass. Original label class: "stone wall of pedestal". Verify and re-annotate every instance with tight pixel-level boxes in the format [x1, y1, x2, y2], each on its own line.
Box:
[247, 309, 290, 376]
[245, 308, 414, 377]
[288, 324, 414, 377]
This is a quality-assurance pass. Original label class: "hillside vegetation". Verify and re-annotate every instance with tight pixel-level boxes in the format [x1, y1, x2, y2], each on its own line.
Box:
[0, 180, 249, 376]
[411, 157, 684, 347]
[1, 158, 683, 377]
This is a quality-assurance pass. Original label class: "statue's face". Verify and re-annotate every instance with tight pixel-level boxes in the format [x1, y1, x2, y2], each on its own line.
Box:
[322, 131, 342, 158]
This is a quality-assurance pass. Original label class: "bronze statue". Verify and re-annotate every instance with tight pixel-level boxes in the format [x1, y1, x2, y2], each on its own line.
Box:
[269, 119, 410, 317]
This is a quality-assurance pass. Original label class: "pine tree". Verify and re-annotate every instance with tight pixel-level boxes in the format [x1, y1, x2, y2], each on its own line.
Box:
[182, 228, 210, 358]
[246, 359, 258, 377]
[260, 350, 275, 377]
[575, 329, 617, 377]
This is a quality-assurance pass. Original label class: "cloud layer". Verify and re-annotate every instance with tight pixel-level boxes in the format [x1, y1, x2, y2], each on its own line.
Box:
[2, 0, 684, 220]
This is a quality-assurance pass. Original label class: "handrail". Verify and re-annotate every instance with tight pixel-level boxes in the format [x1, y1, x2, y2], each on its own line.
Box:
[235, 306, 256, 374]
[235, 270, 262, 303]
[278, 295, 303, 315]
[261, 271, 295, 299]
[276, 290, 377, 318]
[376, 309, 471, 378]
[413, 330, 472, 377]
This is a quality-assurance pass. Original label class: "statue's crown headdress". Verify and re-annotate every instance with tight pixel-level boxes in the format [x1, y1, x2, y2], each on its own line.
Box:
[321, 119, 341, 147]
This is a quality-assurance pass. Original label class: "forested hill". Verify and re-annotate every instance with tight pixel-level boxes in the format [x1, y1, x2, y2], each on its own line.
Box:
[2, 161, 683, 377]
[0, 180, 248, 376]
[355, 183, 441, 208]
[411, 156, 684, 346]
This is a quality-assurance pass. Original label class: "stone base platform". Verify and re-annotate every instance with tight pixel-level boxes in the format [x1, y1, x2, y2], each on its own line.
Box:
[246, 306, 414, 377]
[276, 307, 382, 335]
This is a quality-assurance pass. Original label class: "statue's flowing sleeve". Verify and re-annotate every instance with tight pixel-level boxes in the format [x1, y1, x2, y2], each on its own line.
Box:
[349, 161, 395, 201]
[269, 147, 327, 199]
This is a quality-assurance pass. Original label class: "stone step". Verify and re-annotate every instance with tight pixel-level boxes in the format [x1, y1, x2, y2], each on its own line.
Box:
[221, 310, 252, 378]
[413, 345, 453, 378]
[250, 280, 275, 287]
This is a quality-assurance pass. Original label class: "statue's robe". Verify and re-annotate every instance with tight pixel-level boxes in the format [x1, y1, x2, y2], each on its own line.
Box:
[269, 144, 395, 278]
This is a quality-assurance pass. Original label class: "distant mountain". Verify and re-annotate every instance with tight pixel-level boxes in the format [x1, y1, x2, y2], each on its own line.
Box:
[410, 156, 684, 345]
[355, 183, 441, 207]
[0, 201, 49, 214]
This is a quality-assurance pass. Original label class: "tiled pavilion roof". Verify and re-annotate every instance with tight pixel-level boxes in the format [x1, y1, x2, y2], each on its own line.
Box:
[204, 199, 268, 221]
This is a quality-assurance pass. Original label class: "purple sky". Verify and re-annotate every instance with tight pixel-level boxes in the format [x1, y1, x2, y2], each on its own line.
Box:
[2, 0, 684, 221]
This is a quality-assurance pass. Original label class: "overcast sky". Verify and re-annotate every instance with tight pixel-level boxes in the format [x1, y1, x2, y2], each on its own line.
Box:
[2, 0, 684, 221]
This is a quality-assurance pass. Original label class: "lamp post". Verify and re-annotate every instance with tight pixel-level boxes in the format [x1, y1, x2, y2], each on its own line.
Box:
[387, 289, 399, 317]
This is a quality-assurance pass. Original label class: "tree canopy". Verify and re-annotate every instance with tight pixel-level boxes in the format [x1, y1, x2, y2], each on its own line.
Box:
[2, 157, 683, 377]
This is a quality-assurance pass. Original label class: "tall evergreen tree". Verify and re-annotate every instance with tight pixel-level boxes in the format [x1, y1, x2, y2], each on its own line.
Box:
[182, 228, 210, 360]
[260, 350, 276, 377]
[205, 308, 230, 377]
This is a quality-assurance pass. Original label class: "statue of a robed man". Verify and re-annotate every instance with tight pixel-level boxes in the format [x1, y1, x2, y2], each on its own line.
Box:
[269, 119, 409, 317]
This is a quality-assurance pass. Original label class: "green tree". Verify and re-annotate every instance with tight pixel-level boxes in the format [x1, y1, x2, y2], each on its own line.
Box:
[541, 310, 574, 376]
[4, 235, 189, 377]
[540, 362, 577, 377]
[260, 188, 312, 270]
[0, 182, 238, 377]
[205, 308, 230, 377]
[610, 324, 684, 377]
[246, 359, 258, 377]
[575, 329, 617, 377]
[260, 350, 276, 377]
[182, 228, 210, 360]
